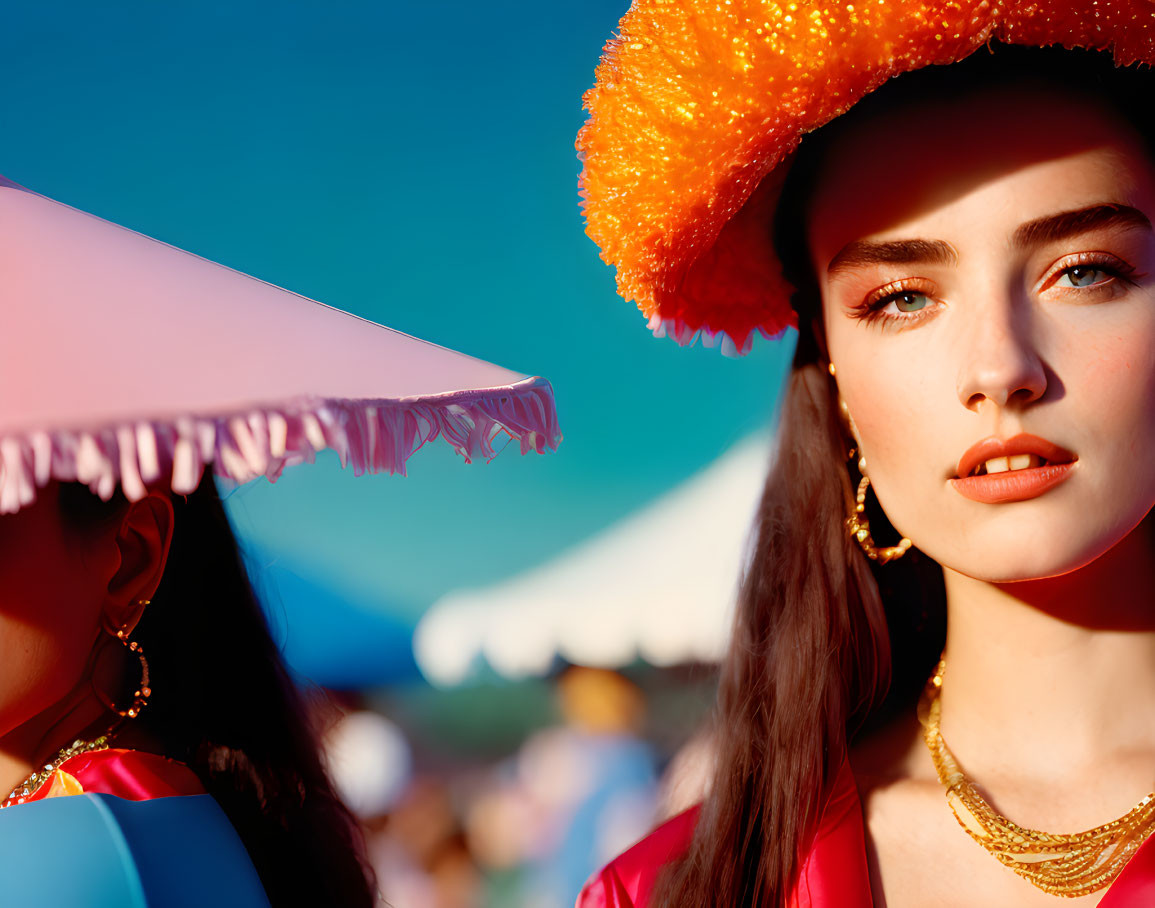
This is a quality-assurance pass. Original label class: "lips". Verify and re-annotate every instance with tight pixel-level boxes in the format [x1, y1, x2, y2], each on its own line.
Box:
[950, 433, 1077, 504]
[954, 434, 1076, 479]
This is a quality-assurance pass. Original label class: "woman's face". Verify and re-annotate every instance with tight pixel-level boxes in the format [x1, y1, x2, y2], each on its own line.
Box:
[0, 484, 169, 741]
[810, 86, 1155, 581]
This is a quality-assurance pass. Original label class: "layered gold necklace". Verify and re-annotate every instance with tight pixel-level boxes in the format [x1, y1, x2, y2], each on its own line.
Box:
[0, 736, 109, 809]
[919, 659, 1155, 897]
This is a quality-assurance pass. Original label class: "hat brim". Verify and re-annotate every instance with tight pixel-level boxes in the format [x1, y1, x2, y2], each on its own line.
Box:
[0, 178, 560, 513]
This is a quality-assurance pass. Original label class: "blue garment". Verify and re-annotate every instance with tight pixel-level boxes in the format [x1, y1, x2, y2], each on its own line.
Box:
[536, 732, 657, 907]
[0, 793, 269, 907]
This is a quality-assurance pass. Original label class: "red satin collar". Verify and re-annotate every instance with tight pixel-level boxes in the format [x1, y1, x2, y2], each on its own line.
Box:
[1097, 834, 1155, 906]
[577, 804, 699, 908]
[22, 748, 205, 804]
[789, 756, 871, 908]
[579, 754, 1155, 907]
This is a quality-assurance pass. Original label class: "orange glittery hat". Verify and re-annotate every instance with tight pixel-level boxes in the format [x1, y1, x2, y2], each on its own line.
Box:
[577, 0, 1155, 356]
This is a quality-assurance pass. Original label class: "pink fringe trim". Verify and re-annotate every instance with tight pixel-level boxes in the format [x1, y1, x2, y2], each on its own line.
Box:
[0, 377, 560, 513]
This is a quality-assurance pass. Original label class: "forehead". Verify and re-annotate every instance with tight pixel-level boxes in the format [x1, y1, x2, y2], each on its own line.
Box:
[806, 88, 1154, 262]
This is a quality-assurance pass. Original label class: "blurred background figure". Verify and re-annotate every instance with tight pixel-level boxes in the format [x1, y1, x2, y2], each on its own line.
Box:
[513, 669, 657, 906]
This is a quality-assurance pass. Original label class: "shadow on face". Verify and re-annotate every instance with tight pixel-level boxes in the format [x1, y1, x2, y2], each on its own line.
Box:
[0, 483, 118, 734]
[808, 86, 1151, 272]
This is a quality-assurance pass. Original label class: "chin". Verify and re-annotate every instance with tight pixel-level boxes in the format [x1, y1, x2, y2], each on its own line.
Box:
[923, 510, 1151, 583]
[943, 549, 1098, 583]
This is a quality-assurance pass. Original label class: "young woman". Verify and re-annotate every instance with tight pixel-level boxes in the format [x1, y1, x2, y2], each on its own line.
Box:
[575, 3, 1155, 905]
[0, 476, 378, 906]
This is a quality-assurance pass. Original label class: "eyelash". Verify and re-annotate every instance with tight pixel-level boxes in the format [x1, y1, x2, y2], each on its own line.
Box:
[1040, 251, 1139, 296]
[850, 252, 1141, 329]
[850, 279, 938, 328]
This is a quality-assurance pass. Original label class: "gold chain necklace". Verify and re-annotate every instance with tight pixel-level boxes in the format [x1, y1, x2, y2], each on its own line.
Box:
[919, 659, 1155, 898]
[0, 736, 110, 809]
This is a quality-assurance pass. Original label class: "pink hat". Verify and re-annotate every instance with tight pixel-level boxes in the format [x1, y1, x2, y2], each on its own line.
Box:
[0, 175, 560, 514]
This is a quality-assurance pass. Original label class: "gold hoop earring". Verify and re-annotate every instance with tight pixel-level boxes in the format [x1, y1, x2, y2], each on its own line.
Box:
[847, 474, 912, 564]
[93, 600, 152, 720]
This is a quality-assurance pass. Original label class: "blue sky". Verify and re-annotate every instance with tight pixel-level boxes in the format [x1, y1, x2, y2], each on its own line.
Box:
[2, 2, 793, 666]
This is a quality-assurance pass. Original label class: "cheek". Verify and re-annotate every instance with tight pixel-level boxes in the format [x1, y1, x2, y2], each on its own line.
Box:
[0, 498, 108, 733]
[832, 345, 953, 557]
[0, 617, 96, 730]
[1075, 332, 1155, 430]
[1057, 311, 1155, 504]
[835, 341, 945, 475]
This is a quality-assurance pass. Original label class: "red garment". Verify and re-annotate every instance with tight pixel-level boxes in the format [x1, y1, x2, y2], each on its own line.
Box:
[578, 805, 701, 908]
[577, 756, 1155, 907]
[19, 748, 206, 804]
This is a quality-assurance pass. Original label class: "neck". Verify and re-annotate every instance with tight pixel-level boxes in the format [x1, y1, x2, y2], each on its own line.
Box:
[939, 514, 1155, 777]
[0, 682, 115, 803]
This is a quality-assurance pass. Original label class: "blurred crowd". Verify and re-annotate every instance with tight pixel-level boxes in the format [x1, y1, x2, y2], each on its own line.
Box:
[319, 667, 715, 908]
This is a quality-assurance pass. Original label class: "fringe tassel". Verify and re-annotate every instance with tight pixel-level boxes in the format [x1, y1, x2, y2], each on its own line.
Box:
[0, 377, 560, 513]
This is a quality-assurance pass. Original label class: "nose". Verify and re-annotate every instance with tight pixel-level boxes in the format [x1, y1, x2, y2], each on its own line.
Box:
[956, 293, 1047, 412]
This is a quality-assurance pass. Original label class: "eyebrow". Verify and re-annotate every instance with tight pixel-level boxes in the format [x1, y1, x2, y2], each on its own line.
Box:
[825, 203, 1152, 276]
[827, 238, 958, 275]
[1011, 203, 1152, 249]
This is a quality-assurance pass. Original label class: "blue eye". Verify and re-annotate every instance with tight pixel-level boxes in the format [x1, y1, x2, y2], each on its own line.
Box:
[1057, 265, 1109, 288]
[854, 282, 940, 327]
[893, 292, 930, 312]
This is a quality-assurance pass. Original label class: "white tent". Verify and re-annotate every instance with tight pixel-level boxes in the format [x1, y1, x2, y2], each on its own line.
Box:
[414, 434, 773, 685]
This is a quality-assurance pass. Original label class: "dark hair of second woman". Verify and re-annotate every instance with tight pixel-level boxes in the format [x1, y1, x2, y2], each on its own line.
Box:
[654, 45, 1155, 906]
[58, 475, 378, 908]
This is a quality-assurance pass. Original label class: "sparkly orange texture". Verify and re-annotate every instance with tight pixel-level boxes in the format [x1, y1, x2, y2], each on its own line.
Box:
[577, 0, 1155, 354]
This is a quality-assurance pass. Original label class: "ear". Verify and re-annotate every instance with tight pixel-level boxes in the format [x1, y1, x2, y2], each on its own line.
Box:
[101, 492, 175, 636]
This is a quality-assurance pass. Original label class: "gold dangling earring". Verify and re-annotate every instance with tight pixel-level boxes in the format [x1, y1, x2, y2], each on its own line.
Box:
[847, 459, 912, 564]
[93, 600, 153, 720]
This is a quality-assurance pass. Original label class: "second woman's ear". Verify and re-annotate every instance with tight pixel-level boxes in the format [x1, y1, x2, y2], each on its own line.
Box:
[102, 492, 175, 633]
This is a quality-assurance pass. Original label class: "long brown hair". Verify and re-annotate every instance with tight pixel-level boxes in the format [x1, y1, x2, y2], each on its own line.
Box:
[655, 343, 946, 905]
[654, 44, 1155, 906]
